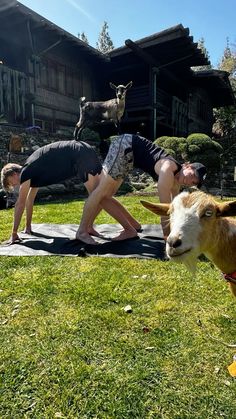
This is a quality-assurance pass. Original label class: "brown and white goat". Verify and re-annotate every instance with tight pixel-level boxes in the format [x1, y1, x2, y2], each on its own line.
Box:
[141, 190, 236, 297]
[73, 81, 132, 140]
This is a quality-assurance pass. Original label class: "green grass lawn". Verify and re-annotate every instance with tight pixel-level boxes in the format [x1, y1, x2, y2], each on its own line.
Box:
[0, 196, 236, 418]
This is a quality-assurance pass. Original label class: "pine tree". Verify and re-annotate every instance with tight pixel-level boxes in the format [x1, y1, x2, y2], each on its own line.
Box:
[218, 38, 236, 82]
[193, 37, 212, 71]
[78, 31, 89, 45]
[96, 21, 114, 54]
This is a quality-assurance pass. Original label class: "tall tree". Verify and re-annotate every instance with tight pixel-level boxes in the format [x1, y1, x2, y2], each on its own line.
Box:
[193, 37, 212, 71]
[213, 38, 236, 137]
[78, 31, 89, 45]
[96, 21, 114, 53]
[218, 38, 236, 82]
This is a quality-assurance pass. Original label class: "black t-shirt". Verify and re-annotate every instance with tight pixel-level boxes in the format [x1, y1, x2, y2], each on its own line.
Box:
[20, 140, 102, 187]
[132, 135, 182, 180]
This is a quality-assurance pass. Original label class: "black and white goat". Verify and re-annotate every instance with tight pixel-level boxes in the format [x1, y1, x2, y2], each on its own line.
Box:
[73, 81, 132, 140]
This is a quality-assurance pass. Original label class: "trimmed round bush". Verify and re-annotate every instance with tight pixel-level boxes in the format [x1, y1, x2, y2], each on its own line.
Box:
[188, 145, 201, 153]
[154, 136, 188, 161]
[163, 148, 176, 157]
[154, 136, 169, 145]
[187, 133, 211, 142]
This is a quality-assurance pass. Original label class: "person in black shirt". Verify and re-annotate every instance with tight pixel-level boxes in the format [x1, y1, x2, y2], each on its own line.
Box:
[1, 140, 141, 244]
[77, 134, 207, 244]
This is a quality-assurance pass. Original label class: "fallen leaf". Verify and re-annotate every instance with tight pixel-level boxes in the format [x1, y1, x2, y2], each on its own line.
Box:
[142, 326, 150, 333]
[228, 361, 236, 377]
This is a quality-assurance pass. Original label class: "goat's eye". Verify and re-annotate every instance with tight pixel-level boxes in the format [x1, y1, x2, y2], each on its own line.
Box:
[202, 209, 213, 217]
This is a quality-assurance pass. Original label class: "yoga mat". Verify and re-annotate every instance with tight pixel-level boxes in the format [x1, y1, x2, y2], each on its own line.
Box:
[0, 223, 166, 259]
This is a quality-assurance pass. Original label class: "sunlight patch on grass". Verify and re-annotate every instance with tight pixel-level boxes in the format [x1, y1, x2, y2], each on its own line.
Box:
[154, 299, 178, 313]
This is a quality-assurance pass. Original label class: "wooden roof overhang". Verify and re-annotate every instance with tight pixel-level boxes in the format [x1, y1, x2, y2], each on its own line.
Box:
[192, 70, 235, 107]
[108, 24, 209, 81]
[0, 0, 109, 65]
[108, 25, 234, 109]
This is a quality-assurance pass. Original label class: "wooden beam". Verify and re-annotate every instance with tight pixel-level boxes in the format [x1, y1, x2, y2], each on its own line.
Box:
[125, 39, 191, 87]
[125, 39, 159, 69]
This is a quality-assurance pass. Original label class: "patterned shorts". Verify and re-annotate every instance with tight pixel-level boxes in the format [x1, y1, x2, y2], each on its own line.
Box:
[103, 134, 134, 180]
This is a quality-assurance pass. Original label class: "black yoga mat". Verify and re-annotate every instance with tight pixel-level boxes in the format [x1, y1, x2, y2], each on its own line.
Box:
[0, 224, 166, 259]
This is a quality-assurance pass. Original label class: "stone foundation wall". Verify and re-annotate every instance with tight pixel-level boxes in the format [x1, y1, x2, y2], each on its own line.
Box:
[0, 126, 99, 200]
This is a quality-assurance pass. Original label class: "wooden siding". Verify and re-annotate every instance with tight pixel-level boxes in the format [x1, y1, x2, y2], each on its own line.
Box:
[0, 65, 27, 123]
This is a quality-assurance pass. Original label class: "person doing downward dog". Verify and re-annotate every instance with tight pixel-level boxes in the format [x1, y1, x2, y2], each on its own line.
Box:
[1, 140, 140, 244]
[76, 134, 207, 244]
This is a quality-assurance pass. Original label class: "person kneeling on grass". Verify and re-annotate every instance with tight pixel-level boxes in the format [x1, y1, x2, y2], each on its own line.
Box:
[1, 140, 141, 244]
[76, 133, 207, 244]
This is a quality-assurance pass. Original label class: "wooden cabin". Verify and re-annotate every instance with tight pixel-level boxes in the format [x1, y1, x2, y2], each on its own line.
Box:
[0, 0, 108, 135]
[108, 29, 235, 139]
[0, 1, 234, 139]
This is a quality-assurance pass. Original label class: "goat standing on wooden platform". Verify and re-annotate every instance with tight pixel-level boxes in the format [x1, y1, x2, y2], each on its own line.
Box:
[73, 81, 132, 140]
[141, 189, 236, 298]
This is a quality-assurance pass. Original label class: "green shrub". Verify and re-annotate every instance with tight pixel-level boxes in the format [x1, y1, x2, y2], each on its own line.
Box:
[211, 140, 224, 153]
[154, 134, 223, 181]
[185, 133, 223, 173]
[187, 137, 223, 153]
[178, 143, 187, 153]
[154, 136, 188, 161]
[188, 145, 201, 154]
[164, 148, 176, 157]
[187, 133, 211, 142]
[154, 136, 169, 146]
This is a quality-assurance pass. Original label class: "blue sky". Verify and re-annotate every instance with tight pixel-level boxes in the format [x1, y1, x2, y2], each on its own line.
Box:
[17, 0, 235, 67]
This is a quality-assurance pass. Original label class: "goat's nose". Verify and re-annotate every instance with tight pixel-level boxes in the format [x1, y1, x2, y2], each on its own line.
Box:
[167, 237, 182, 248]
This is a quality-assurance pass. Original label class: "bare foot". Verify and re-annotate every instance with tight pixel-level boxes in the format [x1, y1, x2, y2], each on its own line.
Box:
[88, 227, 104, 238]
[76, 232, 98, 245]
[23, 228, 33, 235]
[129, 222, 141, 231]
[112, 230, 138, 241]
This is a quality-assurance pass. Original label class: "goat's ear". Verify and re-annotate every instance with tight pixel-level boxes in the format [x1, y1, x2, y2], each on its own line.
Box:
[125, 81, 133, 89]
[79, 96, 86, 105]
[217, 200, 236, 217]
[141, 200, 170, 216]
[109, 82, 117, 90]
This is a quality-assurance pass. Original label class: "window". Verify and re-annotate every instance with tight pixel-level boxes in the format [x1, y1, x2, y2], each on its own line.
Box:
[34, 119, 43, 129]
[34, 119, 53, 132]
[49, 64, 57, 90]
[40, 61, 49, 87]
[66, 71, 73, 95]
[40, 59, 82, 98]
[44, 120, 53, 132]
[58, 65, 65, 94]
[197, 98, 208, 121]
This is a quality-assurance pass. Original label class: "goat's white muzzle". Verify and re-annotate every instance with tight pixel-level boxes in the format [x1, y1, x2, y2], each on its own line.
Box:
[166, 244, 192, 259]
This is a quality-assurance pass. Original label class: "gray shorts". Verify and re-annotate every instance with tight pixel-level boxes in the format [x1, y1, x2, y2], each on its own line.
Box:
[103, 134, 134, 180]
